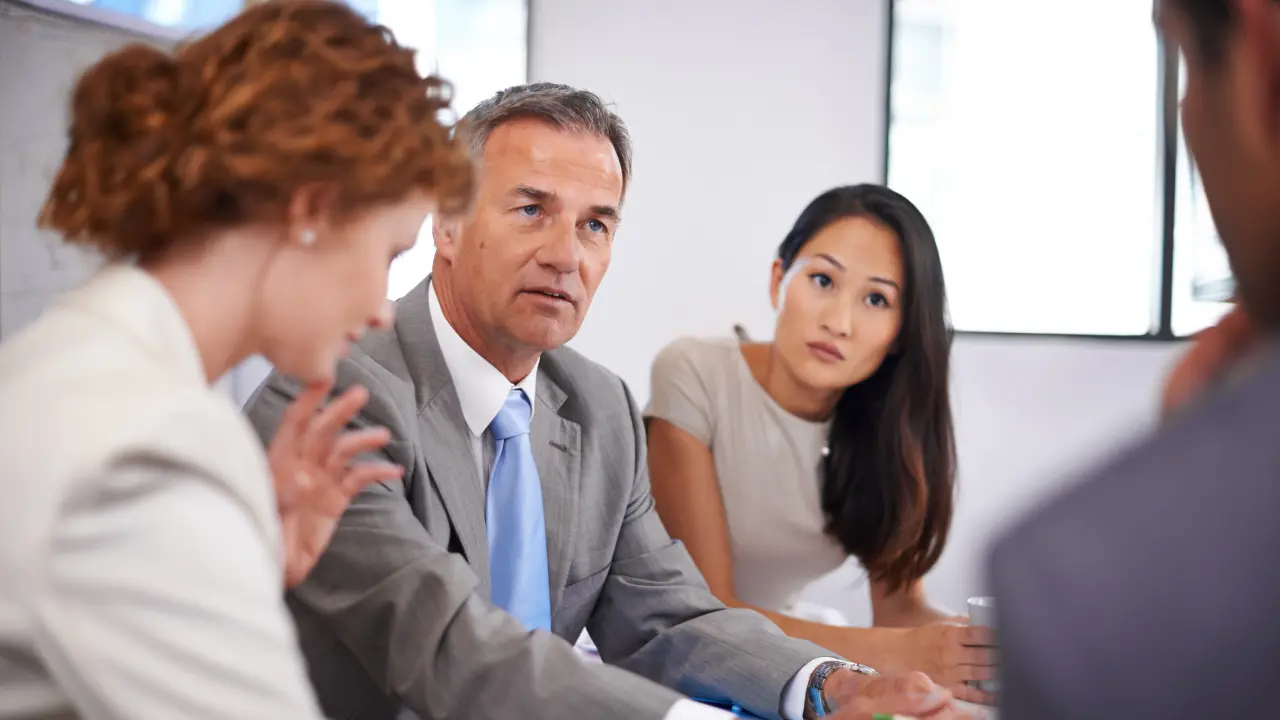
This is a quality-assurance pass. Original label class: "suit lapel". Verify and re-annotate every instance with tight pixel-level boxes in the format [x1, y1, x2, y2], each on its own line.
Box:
[531, 372, 581, 612]
[393, 277, 492, 597]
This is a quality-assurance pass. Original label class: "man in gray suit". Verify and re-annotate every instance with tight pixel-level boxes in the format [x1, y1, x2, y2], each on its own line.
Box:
[245, 83, 973, 720]
[990, 0, 1280, 717]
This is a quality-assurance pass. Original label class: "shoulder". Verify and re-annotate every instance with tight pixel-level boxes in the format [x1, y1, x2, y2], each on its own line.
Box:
[542, 342, 630, 406]
[245, 332, 417, 443]
[991, 357, 1280, 707]
[653, 336, 737, 374]
[650, 336, 741, 392]
[996, 355, 1280, 569]
[0, 371, 278, 582]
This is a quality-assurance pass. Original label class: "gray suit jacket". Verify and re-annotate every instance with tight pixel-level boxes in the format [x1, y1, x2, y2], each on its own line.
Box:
[243, 278, 828, 720]
[990, 351, 1280, 719]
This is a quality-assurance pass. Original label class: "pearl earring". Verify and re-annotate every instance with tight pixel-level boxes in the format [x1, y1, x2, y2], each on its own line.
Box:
[300, 229, 317, 247]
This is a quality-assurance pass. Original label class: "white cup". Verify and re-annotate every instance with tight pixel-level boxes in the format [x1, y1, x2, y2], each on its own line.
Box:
[967, 596, 998, 694]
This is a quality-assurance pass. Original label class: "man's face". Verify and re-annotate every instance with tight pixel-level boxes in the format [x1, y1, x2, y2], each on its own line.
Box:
[437, 118, 623, 355]
[1163, 0, 1280, 326]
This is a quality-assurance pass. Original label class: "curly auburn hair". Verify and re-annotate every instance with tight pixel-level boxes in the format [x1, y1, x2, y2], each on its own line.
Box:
[39, 0, 473, 261]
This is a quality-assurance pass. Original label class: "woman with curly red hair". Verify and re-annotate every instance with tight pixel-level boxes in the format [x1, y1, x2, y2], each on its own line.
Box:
[0, 2, 471, 717]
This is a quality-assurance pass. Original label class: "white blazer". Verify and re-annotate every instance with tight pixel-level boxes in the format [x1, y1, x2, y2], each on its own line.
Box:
[0, 265, 323, 719]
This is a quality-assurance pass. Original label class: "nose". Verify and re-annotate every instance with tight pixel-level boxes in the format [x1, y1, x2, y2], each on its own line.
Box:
[369, 298, 395, 330]
[819, 298, 855, 339]
[535, 220, 581, 274]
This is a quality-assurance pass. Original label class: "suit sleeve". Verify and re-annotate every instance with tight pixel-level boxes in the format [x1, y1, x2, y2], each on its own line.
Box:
[244, 359, 687, 720]
[33, 456, 324, 720]
[587, 378, 831, 720]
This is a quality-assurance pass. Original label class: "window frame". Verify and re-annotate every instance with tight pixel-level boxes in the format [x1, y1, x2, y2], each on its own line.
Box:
[882, 0, 1201, 342]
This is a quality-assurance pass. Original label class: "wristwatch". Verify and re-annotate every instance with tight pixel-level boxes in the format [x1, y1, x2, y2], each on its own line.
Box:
[801, 660, 879, 719]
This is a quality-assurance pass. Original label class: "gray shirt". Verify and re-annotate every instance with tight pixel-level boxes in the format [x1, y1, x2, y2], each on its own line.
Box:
[645, 337, 848, 612]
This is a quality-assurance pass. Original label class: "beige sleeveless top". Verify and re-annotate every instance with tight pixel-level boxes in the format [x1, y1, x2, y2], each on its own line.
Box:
[644, 337, 849, 611]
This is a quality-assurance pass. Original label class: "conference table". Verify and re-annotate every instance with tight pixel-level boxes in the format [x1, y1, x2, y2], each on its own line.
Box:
[575, 636, 996, 718]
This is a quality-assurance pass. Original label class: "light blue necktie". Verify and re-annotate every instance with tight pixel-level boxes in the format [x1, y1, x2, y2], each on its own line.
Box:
[486, 389, 552, 632]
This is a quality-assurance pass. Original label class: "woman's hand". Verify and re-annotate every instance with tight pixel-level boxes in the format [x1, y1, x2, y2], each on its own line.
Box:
[267, 381, 404, 588]
[859, 621, 997, 706]
[822, 670, 989, 719]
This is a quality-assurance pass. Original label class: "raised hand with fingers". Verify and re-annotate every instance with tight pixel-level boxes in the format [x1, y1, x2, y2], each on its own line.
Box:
[267, 381, 404, 588]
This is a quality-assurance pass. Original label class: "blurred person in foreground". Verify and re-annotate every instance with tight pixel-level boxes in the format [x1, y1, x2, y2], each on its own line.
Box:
[992, 0, 1280, 718]
[0, 1, 472, 717]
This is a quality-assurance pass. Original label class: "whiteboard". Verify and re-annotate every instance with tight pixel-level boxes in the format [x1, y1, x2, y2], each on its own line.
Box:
[0, 0, 173, 339]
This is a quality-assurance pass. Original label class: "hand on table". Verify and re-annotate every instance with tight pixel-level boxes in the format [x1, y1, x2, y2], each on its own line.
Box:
[867, 621, 997, 706]
[1162, 304, 1256, 418]
[267, 381, 403, 588]
[822, 670, 989, 719]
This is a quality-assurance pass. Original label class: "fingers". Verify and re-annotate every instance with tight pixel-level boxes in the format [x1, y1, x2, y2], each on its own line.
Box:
[276, 381, 334, 447]
[956, 624, 995, 648]
[950, 682, 997, 707]
[341, 462, 404, 496]
[302, 385, 370, 456]
[922, 701, 993, 720]
[954, 664, 995, 682]
[326, 427, 393, 471]
[958, 646, 997, 667]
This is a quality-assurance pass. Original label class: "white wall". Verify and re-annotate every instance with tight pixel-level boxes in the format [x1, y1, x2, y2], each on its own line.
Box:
[531, 0, 1184, 623]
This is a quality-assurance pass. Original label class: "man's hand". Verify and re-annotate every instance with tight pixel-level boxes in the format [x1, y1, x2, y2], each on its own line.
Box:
[1162, 304, 1256, 417]
[267, 381, 404, 587]
[821, 670, 986, 719]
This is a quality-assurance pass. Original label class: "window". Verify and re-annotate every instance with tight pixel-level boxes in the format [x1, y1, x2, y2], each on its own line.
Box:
[887, 0, 1229, 337]
[64, 0, 243, 31]
[60, 0, 526, 302]
[386, 0, 529, 300]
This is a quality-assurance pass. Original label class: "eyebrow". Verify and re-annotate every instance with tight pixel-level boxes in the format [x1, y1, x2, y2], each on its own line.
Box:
[815, 252, 846, 270]
[511, 184, 621, 222]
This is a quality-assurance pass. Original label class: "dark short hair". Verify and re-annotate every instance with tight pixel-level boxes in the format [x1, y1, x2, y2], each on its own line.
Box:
[458, 82, 632, 194]
[1168, 0, 1280, 65]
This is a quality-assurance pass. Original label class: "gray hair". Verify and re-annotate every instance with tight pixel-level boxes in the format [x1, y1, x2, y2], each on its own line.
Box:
[459, 82, 633, 193]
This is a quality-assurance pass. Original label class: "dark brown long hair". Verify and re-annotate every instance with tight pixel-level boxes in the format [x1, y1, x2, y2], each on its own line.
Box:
[777, 185, 955, 592]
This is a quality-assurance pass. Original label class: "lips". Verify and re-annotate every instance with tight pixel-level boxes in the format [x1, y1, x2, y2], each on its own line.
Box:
[806, 341, 845, 363]
[521, 287, 575, 305]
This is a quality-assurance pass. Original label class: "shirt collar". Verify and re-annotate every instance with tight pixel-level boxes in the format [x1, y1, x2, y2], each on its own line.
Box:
[428, 280, 538, 437]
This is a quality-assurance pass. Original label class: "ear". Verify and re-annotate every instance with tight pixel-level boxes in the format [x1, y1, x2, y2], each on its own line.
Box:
[769, 259, 786, 311]
[432, 213, 462, 260]
[286, 184, 334, 245]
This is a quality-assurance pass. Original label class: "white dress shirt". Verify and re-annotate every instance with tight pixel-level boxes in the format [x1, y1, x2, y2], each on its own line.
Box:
[427, 283, 831, 720]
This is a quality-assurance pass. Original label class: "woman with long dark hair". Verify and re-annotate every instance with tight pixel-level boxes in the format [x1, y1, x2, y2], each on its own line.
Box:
[646, 184, 995, 704]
